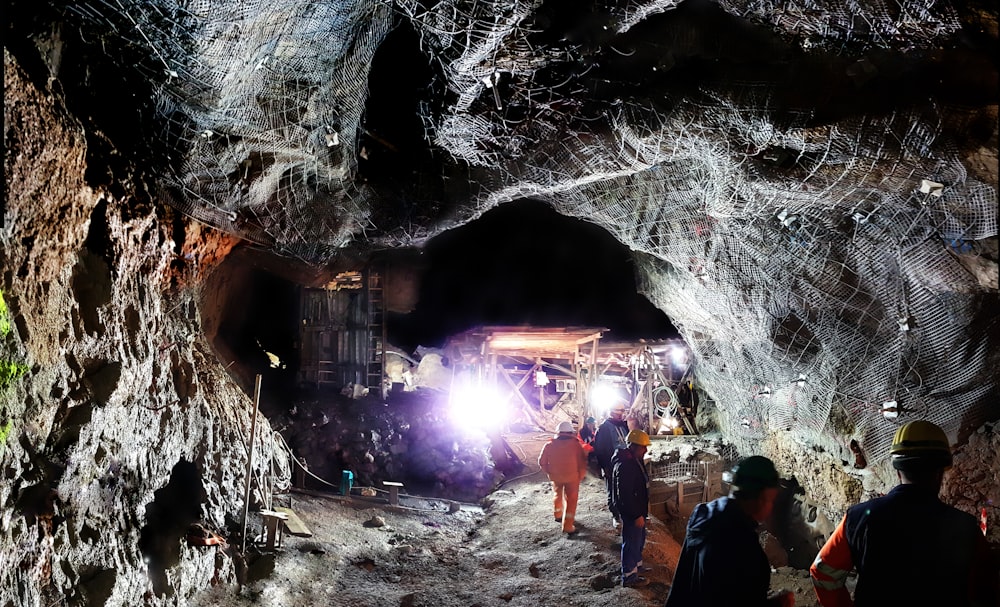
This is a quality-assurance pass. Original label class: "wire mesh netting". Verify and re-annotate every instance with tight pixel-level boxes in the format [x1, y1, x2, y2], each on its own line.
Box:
[68, 0, 998, 484]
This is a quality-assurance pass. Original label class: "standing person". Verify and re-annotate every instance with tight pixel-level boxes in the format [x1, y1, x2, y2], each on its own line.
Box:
[613, 429, 653, 587]
[537, 421, 589, 534]
[579, 416, 597, 448]
[664, 455, 795, 607]
[578, 416, 597, 462]
[810, 420, 998, 607]
[593, 401, 630, 528]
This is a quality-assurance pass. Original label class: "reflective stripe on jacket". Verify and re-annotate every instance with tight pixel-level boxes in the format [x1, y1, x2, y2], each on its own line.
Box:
[810, 515, 855, 607]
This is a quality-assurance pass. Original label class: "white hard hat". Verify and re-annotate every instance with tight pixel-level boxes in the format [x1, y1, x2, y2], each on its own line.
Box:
[557, 421, 575, 434]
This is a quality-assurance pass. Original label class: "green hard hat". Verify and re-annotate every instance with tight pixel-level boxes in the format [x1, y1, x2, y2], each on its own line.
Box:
[730, 455, 780, 491]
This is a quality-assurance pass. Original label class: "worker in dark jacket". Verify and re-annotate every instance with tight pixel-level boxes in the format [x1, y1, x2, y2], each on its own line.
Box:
[578, 416, 597, 465]
[593, 401, 630, 527]
[579, 416, 597, 447]
[810, 420, 998, 607]
[665, 455, 794, 607]
[612, 429, 652, 587]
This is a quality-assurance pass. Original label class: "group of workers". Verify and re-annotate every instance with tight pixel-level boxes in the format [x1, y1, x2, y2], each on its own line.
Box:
[537, 410, 998, 606]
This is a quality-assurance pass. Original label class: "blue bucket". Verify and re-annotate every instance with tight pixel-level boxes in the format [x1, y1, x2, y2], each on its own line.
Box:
[340, 470, 354, 495]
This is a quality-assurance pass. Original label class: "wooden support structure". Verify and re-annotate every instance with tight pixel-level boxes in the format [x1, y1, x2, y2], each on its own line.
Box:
[260, 506, 313, 551]
[240, 374, 262, 553]
[676, 478, 708, 512]
[383, 481, 404, 505]
[498, 366, 532, 403]
[275, 506, 313, 537]
[260, 510, 287, 550]
[366, 268, 386, 399]
[443, 327, 701, 445]
[702, 462, 722, 501]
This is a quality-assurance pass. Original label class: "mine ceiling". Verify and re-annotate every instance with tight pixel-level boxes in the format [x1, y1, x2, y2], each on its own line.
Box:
[5, 0, 999, 494]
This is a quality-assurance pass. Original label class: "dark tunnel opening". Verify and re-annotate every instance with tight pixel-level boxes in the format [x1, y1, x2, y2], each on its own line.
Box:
[387, 199, 680, 352]
[213, 267, 301, 392]
[138, 459, 205, 597]
[208, 198, 679, 395]
[202, 199, 682, 500]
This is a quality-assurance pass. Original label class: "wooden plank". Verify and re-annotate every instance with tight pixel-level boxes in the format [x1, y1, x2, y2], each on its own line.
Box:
[274, 506, 313, 537]
[383, 481, 403, 505]
[499, 366, 533, 409]
[574, 331, 604, 346]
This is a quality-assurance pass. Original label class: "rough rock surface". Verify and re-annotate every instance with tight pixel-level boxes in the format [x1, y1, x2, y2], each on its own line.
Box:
[3, 2, 999, 606]
[185, 435, 825, 607]
[2, 49, 279, 607]
[943, 421, 1000, 544]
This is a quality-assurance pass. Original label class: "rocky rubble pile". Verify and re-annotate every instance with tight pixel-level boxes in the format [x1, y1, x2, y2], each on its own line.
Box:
[271, 389, 503, 503]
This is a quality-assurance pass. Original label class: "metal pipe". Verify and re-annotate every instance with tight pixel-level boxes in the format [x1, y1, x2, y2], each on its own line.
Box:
[240, 374, 262, 553]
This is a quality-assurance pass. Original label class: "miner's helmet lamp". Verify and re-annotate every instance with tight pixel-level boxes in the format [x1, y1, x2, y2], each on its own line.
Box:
[728, 455, 780, 492]
[890, 420, 952, 470]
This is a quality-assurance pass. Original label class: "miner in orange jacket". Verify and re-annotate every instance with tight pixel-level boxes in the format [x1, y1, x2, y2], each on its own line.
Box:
[810, 420, 998, 607]
[538, 421, 589, 534]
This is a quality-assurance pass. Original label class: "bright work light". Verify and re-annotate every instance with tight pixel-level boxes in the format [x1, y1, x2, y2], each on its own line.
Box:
[449, 381, 508, 431]
[590, 381, 626, 418]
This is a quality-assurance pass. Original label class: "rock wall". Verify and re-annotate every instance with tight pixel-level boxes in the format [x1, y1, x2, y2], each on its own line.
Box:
[943, 421, 1000, 543]
[272, 390, 502, 503]
[1, 49, 281, 607]
[2, 4, 998, 602]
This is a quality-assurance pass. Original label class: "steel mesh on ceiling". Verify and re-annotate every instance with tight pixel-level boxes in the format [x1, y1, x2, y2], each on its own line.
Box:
[73, 0, 998, 484]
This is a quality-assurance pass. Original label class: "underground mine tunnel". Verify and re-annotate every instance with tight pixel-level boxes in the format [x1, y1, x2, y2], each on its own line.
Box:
[3, 1, 999, 606]
[205, 199, 679, 388]
[202, 199, 685, 497]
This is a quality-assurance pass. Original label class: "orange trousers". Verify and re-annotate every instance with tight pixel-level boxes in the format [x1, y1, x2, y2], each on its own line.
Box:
[552, 480, 581, 532]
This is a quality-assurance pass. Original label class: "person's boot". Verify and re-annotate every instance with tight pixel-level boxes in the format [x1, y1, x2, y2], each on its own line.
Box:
[562, 514, 576, 534]
[622, 575, 649, 588]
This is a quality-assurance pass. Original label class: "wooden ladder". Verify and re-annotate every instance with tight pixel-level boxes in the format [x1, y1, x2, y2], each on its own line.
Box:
[366, 268, 385, 399]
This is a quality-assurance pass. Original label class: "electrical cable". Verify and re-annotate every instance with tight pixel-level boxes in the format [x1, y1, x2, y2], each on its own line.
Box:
[272, 429, 477, 513]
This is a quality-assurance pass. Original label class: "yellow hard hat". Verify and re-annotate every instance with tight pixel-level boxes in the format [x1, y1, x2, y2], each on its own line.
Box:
[626, 429, 651, 446]
[890, 420, 952, 469]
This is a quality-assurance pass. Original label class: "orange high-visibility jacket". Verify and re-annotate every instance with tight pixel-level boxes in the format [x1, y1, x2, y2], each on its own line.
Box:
[538, 434, 588, 484]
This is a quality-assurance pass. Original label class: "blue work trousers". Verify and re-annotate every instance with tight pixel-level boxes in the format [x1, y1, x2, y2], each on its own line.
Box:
[603, 467, 620, 521]
[621, 517, 647, 581]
